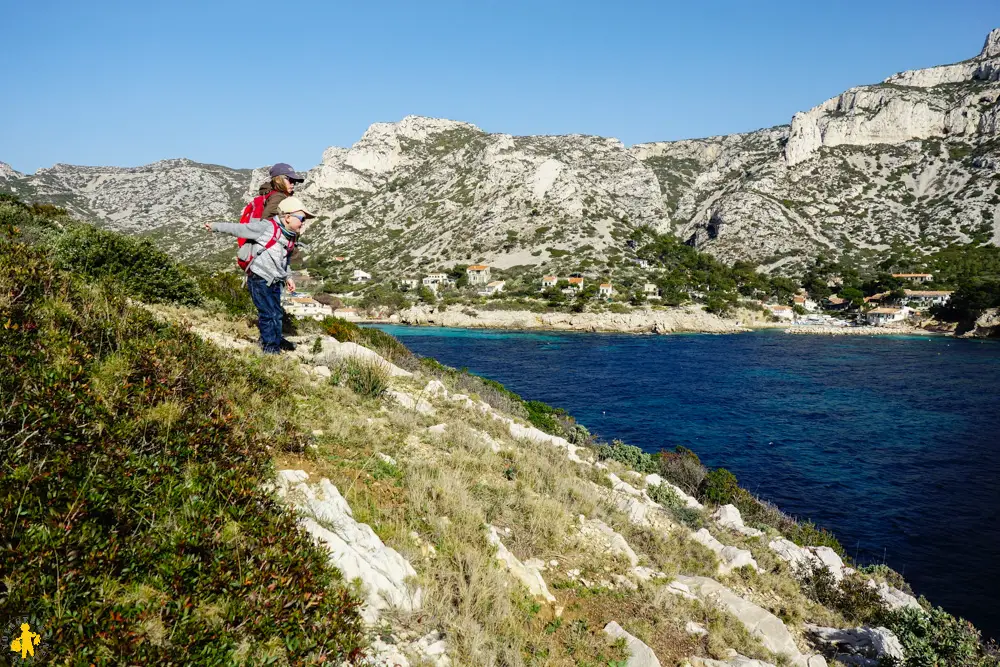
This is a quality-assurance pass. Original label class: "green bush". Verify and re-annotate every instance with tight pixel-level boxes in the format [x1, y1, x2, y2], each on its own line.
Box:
[0, 230, 364, 662]
[357, 327, 411, 363]
[596, 440, 657, 474]
[803, 568, 886, 626]
[885, 605, 996, 667]
[321, 315, 363, 341]
[701, 467, 740, 504]
[339, 356, 391, 399]
[195, 270, 255, 317]
[54, 223, 202, 306]
[656, 446, 707, 495]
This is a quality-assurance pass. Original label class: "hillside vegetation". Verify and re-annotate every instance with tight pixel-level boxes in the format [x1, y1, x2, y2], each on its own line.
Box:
[2, 197, 998, 665]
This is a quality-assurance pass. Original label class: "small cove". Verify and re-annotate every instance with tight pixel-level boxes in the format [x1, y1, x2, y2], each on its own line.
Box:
[374, 325, 1000, 639]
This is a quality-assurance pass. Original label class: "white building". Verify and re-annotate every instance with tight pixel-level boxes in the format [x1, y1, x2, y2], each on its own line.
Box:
[766, 304, 794, 321]
[903, 290, 952, 307]
[333, 306, 361, 321]
[483, 280, 506, 296]
[866, 306, 912, 326]
[599, 283, 614, 298]
[892, 273, 933, 283]
[643, 283, 660, 299]
[793, 294, 818, 312]
[568, 277, 584, 291]
[541, 275, 558, 288]
[466, 264, 491, 286]
[351, 269, 372, 284]
[284, 296, 333, 321]
[399, 278, 420, 290]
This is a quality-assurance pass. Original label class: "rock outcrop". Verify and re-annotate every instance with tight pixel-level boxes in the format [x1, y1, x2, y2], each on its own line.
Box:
[604, 621, 662, 667]
[486, 525, 556, 603]
[806, 624, 905, 667]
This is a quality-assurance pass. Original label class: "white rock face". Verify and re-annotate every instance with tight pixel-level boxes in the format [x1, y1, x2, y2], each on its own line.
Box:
[874, 581, 923, 612]
[691, 528, 760, 575]
[274, 470, 422, 624]
[689, 656, 777, 667]
[676, 576, 827, 667]
[603, 621, 662, 667]
[712, 504, 763, 537]
[645, 473, 704, 509]
[577, 515, 640, 567]
[0, 161, 23, 180]
[806, 624, 905, 666]
[486, 525, 556, 603]
[389, 390, 436, 415]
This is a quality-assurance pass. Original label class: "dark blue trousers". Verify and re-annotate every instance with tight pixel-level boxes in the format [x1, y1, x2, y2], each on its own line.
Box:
[247, 273, 284, 354]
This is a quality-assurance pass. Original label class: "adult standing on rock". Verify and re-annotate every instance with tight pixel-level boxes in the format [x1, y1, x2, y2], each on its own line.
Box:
[205, 197, 315, 354]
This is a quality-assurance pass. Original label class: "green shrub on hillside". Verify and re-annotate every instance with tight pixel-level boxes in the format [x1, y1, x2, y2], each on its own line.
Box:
[656, 446, 707, 495]
[0, 230, 364, 662]
[319, 317, 411, 362]
[701, 468, 740, 504]
[597, 440, 657, 473]
[194, 270, 256, 317]
[886, 605, 995, 667]
[339, 356, 391, 399]
[54, 223, 202, 305]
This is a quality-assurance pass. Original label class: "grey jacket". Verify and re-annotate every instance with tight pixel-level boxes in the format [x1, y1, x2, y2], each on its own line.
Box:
[211, 218, 295, 285]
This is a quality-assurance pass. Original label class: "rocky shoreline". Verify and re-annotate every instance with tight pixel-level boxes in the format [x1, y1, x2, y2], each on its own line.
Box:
[386, 304, 768, 334]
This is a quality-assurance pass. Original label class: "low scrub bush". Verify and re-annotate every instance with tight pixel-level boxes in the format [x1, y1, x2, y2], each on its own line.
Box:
[700, 467, 740, 504]
[656, 446, 707, 495]
[596, 440, 657, 473]
[885, 605, 999, 667]
[0, 229, 364, 662]
[194, 270, 255, 317]
[339, 356, 391, 399]
[321, 315, 363, 341]
[54, 223, 202, 306]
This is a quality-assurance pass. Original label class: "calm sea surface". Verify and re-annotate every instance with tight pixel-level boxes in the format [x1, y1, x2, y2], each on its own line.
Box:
[374, 325, 1000, 639]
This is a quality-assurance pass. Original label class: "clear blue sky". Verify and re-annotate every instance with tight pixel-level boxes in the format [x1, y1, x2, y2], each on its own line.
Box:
[3, 0, 998, 173]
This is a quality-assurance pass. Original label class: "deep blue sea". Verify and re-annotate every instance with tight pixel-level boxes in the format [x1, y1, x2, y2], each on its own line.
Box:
[374, 325, 1000, 639]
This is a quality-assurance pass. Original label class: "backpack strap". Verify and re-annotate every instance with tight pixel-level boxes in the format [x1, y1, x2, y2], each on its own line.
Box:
[243, 220, 282, 274]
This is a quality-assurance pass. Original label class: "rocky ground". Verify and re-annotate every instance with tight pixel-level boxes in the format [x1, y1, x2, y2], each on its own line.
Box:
[152, 303, 939, 667]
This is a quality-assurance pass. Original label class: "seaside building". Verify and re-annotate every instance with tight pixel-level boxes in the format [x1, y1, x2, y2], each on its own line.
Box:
[903, 290, 952, 307]
[423, 273, 450, 291]
[766, 304, 794, 320]
[643, 283, 661, 299]
[483, 280, 506, 296]
[599, 283, 614, 298]
[568, 277, 584, 291]
[284, 296, 333, 320]
[399, 278, 420, 290]
[824, 296, 849, 311]
[466, 265, 491, 286]
[333, 306, 361, 321]
[793, 294, 818, 311]
[351, 269, 372, 284]
[541, 275, 558, 288]
[892, 273, 933, 283]
[866, 306, 912, 326]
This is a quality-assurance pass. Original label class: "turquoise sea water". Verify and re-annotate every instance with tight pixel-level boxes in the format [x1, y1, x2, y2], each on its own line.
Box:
[374, 325, 1000, 639]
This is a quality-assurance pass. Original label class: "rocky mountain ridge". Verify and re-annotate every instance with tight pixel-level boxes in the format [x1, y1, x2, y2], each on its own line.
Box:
[4, 28, 1000, 275]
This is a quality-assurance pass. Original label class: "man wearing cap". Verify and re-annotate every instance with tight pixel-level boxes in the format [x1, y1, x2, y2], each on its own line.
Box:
[260, 162, 306, 220]
[205, 197, 316, 354]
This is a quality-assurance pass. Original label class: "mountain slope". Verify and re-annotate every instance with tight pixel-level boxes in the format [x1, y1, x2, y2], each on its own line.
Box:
[4, 29, 1000, 275]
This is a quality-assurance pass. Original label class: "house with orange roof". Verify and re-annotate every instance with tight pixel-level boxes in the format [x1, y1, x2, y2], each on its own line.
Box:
[541, 275, 558, 288]
[903, 289, 952, 307]
[567, 276, 584, 291]
[892, 273, 933, 283]
[599, 283, 614, 298]
[466, 264, 491, 286]
[866, 306, 912, 326]
[765, 304, 794, 321]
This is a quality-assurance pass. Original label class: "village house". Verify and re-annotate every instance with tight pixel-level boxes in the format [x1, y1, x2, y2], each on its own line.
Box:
[423, 273, 450, 291]
[466, 265, 491, 286]
[333, 306, 361, 321]
[864, 291, 890, 305]
[541, 275, 558, 288]
[351, 269, 371, 284]
[892, 273, 933, 283]
[599, 283, 614, 298]
[824, 296, 850, 311]
[333, 256, 348, 262]
[399, 278, 420, 290]
[866, 306, 912, 326]
[284, 296, 333, 321]
[568, 277, 584, 291]
[793, 294, 818, 312]
[483, 280, 506, 296]
[643, 283, 661, 299]
[766, 304, 794, 321]
[903, 290, 952, 308]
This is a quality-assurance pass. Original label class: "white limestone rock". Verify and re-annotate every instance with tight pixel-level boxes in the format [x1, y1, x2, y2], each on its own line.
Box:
[712, 504, 763, 537]
[806, 624, 904, 666]
[691, 528, 760, 575]
[645, 473, 703, 510]
[276, 470, 421, 624]
[689, 656, 777, 667]
[577, 515, 640, 567]
[389, 390, 436, 415]
[676, 576, 827, 667]
[685, 621, 708, 637]
[874, 581, 923, 612]
[486, 525, 556, 603]
[604, 621, 662, 667]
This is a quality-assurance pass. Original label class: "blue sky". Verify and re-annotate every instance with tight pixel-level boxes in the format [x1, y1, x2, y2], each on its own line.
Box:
[2, 0, 998, 173]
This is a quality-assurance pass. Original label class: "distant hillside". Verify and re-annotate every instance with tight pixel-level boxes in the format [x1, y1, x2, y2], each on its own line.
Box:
[4, 29, 1000, 276]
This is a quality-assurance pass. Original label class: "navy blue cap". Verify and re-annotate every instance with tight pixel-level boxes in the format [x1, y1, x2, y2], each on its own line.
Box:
[269, 162, 304, 183]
